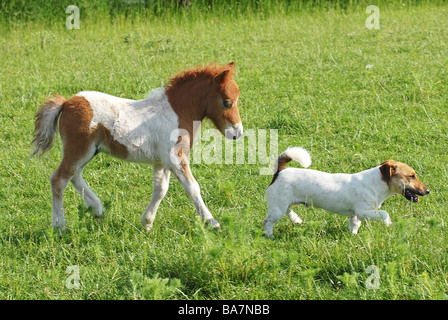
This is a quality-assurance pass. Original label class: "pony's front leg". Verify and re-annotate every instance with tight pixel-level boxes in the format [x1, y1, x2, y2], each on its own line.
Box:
[141, 165, 171, 232]
[171, 162, 220, 229]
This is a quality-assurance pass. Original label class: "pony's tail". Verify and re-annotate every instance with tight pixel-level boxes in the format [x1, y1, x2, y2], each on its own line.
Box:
[31, 95, 66, 157]
[269, 147, 311, 186]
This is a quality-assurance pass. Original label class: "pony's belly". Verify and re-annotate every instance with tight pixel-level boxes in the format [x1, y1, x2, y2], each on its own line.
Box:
[122, 146, 160, 164]
[97, 133, 161, 164]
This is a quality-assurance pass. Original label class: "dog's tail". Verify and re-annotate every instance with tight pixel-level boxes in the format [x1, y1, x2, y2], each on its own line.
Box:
[31, 95, 66, 157]
[269, 147, 311, 186]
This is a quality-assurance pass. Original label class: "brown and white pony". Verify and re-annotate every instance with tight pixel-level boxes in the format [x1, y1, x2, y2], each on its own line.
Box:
[32, 62, 243, 234]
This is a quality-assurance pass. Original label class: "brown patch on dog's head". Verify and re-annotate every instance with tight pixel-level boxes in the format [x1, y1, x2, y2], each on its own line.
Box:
[380, 159, 430, 202]
[379, 160, 396, 184]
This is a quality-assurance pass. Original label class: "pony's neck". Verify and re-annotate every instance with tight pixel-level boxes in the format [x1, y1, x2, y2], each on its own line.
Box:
[166, 76, 212, 141]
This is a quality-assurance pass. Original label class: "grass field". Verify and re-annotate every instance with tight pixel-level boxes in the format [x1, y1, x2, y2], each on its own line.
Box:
[1, 1, 448, 300]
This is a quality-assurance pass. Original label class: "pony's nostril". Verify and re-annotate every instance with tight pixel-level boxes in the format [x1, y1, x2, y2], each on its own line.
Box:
[225, 123, 243, 140]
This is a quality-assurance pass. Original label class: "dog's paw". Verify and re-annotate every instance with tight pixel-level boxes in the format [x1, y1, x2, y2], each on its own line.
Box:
[288, 210, 303, 225]
[291, 216, 303, 225]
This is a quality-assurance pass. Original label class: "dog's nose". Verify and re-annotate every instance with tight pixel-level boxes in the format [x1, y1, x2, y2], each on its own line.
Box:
[426, 189, 430, 195]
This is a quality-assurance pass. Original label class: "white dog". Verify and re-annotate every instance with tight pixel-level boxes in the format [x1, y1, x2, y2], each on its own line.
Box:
[264, 147, 429, 237]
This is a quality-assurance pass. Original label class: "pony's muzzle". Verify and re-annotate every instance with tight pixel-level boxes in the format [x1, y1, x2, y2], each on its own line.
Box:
[224, 123, 243, 140]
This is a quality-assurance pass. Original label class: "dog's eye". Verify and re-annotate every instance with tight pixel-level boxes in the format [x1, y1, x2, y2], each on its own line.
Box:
[409, 175, 416, 179]
[222, 99, 233, 108]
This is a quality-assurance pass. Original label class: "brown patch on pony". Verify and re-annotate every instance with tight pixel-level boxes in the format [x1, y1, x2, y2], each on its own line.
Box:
[180, 159, 194, 182]
[176, 135, 184, 158]
[59, 96, 128, 162]
[165, 62, 241, 145]
[166, 64, 234, 92]
[58, 96, 95, 169]
[94, 123, 129, 159]
[174, 135, 193, 182]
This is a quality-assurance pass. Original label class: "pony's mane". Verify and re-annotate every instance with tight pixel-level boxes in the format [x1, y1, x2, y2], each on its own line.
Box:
[165, 64, 234, 93]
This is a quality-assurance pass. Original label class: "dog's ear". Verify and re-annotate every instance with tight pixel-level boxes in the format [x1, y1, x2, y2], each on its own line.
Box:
[380, 160, 397, 183]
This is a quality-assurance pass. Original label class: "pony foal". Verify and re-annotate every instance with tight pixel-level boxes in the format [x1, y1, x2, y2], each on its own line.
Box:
[32, 62, 243, 234]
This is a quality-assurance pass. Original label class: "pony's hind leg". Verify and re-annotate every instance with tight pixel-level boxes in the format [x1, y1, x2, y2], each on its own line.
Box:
[50, 158, 77, 235]
[141, 164, 171, 232]
[51, 95, 102, 234]
[71, 149, 102, 218]
[51, 146, 100, 234]
[72, 169, 102, 217]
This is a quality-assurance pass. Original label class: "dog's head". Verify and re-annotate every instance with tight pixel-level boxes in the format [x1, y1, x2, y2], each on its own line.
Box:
[380, 160, 430, 202]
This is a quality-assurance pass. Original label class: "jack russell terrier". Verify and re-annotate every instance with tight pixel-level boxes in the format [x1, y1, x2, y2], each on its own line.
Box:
[264, 147, 429, 237]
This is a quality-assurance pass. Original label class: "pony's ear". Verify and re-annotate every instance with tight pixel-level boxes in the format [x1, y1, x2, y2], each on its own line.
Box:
[380, 160, 397, 183]
[213, 63, 235, 85]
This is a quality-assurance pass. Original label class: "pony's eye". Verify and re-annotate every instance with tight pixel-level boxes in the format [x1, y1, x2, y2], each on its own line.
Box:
[223, 99, 233, 108]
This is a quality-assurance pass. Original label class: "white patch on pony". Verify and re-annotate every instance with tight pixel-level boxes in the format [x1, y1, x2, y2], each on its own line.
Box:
[76, 88, 179, 164]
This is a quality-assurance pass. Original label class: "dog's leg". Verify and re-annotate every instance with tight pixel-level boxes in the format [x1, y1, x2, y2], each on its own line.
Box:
[263, 205, 287, 238]
[357, 210, 392, 227]
[141, 165, 171, 232]
[349, 215, 362, 234]
[287, 209, 303, 225]
[263, 217, 276, 239]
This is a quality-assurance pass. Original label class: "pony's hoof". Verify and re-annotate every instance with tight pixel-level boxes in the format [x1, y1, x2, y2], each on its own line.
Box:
[142, 223, 153, 233]
[207, 218, 221, 232]
[55, 227, 70, 238]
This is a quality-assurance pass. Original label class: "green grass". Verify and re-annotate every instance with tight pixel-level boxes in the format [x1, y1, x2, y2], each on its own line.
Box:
[1, 2, 448, 299]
